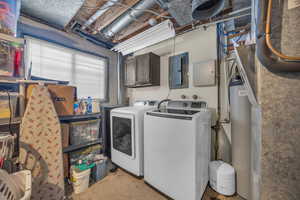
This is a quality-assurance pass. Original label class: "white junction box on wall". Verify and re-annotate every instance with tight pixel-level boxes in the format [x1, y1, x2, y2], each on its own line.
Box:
[193, 59, 216, 87]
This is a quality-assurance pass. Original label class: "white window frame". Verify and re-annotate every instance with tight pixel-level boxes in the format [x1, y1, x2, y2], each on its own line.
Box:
[24, 36, 109, 102]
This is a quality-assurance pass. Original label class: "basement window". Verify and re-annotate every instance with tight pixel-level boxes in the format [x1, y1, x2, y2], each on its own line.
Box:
[24, 36, 108, 100]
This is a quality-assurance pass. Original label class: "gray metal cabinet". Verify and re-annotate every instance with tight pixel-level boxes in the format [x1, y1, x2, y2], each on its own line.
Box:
[124, 52, 160, 88]
[169, 52, 189, 89]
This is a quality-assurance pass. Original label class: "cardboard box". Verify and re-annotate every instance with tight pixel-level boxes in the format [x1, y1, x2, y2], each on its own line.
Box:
[61, 123, 69, 148]
[0, 94, 18, 119]
[26, 84, 76, 116]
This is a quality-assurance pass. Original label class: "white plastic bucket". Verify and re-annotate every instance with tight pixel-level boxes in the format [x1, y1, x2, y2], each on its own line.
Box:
[71, 167, 91, 194]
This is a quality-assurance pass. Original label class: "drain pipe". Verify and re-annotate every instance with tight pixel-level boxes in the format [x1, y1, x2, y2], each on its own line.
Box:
[117, 52, 125, 104]
[256, 0, 300, 72]
[82, 0, 121, 30]
[102, 0, 157, 38]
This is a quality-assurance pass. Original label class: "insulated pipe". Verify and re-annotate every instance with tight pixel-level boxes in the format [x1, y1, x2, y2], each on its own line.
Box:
[102, 0, 157, 38]
[265, 0, 300, 61]
[82, 0, 121, 30]
[256, 0, 300, 72]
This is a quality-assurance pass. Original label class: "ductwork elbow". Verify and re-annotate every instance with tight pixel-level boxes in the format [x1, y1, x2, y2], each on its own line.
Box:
[256, 0, 300, 72]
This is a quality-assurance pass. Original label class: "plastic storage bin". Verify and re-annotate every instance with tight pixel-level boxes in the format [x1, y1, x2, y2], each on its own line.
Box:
[91, 155, 108, 182]
[69, 144, 101, 165]
[71, 167, 91, 194]
[70, 119, 100, 145]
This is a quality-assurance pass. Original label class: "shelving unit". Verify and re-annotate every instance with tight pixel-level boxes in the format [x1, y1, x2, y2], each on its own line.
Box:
[59, 113, 101, 123]
[60, 113, 102, 154]
[0, 117, 21, 126]
[63, 139, 102, 153]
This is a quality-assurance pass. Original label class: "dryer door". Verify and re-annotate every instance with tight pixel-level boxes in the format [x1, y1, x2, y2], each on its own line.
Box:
[111, 113, 135, 159]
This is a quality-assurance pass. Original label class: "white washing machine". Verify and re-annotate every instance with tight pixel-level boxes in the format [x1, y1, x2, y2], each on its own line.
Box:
[110, 101, 157, 176]
[144, 100, 212, 200]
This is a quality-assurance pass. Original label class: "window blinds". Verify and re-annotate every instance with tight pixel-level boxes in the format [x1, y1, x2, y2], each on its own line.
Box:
[25, 37, 108, 100]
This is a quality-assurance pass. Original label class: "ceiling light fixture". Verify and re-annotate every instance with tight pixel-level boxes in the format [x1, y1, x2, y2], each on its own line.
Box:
[111, 20, 175, 55]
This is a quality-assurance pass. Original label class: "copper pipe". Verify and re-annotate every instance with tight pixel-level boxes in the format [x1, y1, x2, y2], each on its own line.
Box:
[265, 0, 300, 61]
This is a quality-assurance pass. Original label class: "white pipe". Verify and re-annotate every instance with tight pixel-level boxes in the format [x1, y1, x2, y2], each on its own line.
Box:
[228, 6, 252, 16]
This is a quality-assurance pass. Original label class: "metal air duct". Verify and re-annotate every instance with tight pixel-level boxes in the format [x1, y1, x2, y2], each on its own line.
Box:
[102, 0, 158, 38]
[192, 0, 225, 20]
[82, 0, 121, 30]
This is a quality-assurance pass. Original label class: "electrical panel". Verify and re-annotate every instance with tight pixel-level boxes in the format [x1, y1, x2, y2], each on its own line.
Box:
[169, 52, 189, 89]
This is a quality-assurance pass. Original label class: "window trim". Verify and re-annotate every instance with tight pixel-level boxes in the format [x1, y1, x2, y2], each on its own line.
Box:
[24, 36, 109, 102]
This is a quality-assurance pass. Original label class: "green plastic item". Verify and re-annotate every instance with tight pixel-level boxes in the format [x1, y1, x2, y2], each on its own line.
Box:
[74, 160, 96, 171]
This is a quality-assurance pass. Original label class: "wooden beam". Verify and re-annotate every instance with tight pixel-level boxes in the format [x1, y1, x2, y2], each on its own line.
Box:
[94, 0, 142, 32]
[113, 11, 170, 43]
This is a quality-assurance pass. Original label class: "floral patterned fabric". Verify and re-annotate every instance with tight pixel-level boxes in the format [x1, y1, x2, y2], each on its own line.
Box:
[20, 85, 65, 200]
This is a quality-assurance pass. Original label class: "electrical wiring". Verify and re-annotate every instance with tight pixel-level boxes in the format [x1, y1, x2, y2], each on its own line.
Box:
[218, 25, 238, 36]
[217, 23, 229, 54]
[217, 22, 247, 55]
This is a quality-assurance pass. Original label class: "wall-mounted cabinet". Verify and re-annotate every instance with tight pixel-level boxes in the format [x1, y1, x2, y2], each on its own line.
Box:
[124, 57, 136, 87]
[169, 52, 189, 89]
[124, 52, 160, 88]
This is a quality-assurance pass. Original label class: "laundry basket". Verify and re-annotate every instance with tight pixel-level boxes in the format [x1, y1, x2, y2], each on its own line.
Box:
[0, 169, 31, 200]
